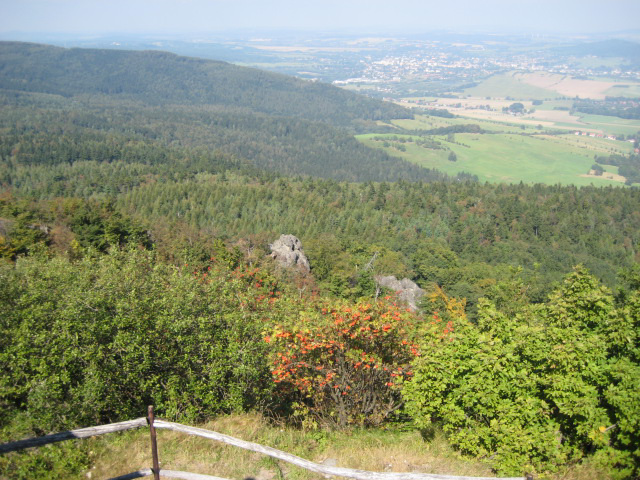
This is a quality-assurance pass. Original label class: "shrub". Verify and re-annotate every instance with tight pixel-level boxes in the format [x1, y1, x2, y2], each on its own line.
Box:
[403, 267, 640, 478]
[0, 247, 277, 435]
[266, 298, 419, 428]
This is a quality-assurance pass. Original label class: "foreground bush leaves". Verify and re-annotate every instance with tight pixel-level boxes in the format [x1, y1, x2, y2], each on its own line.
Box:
[403, 266, 640, 478]
[0, 247, 277, 434]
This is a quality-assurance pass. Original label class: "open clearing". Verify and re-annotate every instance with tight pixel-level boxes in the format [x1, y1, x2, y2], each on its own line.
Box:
[85, 413, 613, 480]
[358, 131, 630, 186]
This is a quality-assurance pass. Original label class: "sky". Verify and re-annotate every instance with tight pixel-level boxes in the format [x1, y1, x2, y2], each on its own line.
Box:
[1, 0, 640, 37]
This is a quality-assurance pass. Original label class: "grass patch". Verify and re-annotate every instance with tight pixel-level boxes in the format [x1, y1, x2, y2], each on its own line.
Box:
[462, 72, 559, 100]
[81, 413, 616, 480]
[573, 113, 640, 136]
[86, 414, 493, 480]
[358, 132, 628, 186]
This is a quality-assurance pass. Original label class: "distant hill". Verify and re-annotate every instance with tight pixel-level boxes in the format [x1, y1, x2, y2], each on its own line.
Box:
[0, 41, 409, 126]
[0, 42, 451, 182]
[556, 39, 640, 62]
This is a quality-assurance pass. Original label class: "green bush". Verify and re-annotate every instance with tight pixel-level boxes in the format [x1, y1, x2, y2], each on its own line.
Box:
[403, 266, 640, 478]
[0, 247, 276, 436]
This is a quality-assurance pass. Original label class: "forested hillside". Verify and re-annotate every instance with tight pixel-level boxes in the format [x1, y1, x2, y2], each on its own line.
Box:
[0, 41, 455, 182]
[1, 191, 639, 479]
[0, 99, 451, 182]
[0, 42, 410, 125]
[2, 164, 638, 309]
[1, 42, 639, 480]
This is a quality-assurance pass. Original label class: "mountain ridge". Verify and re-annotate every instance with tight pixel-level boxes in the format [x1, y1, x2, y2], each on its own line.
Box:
[0, 41, 452, 183]
[0, 41, 410, 126]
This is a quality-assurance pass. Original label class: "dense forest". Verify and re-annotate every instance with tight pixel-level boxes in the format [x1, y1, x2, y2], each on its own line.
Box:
[0, 42, 410, 126]
[1, 42, 639, 479]
[0, 99, 452, 182]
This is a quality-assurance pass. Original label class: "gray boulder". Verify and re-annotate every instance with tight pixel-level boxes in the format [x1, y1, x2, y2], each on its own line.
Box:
[375, 275, 425, 311]
[269, 234, 310, 272]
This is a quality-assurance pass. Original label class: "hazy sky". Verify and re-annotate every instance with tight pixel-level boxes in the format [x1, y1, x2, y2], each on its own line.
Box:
[1, 0, 640, 36]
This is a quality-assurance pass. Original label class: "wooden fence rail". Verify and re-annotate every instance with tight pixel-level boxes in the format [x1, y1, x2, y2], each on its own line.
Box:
[0, 407, 532, 480]
[0, 417, 148, 454]
[153, 420, 525, 480]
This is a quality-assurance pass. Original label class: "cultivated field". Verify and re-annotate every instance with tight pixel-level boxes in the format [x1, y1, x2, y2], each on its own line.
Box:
[463, 72, 559, 100]
[358, 124, 634, 186]
[605, 83, 640, 98]
[463, 71, 640, 101]
[399, 95, 640, 135]
[513, 72, 617, 100]
[389, 111, 538, 133]
[386, 70, 639, 187]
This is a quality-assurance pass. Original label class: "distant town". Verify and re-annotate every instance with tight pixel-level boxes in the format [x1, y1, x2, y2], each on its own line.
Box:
[330, 37, 640, 95]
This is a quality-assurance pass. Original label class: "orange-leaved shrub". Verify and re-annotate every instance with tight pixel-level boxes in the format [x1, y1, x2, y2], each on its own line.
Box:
[266, 297, 420, 428]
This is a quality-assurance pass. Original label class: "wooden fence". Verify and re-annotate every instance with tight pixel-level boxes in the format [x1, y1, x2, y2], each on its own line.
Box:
[0, 406, 532, 480]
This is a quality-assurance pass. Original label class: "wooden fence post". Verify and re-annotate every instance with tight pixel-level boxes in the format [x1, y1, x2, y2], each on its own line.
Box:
[148, 405, 161, 480]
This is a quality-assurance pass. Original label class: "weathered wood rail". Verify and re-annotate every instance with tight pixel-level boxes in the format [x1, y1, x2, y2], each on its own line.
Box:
[0, 417, 148, 454]
[0, 406, 532, 480]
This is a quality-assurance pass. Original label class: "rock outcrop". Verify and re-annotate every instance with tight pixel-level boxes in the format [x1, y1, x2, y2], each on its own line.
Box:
[269, 234, 310, 272]
[375, 275, 425, 311]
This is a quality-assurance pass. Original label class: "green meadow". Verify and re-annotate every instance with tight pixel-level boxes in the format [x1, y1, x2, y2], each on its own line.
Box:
[462, 73, 559, 100]
[358, 132, 628, 186]
[571, 113, 640, 136]
[543, 133, 633, 156]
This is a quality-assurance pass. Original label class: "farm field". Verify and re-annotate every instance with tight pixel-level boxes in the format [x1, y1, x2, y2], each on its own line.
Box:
[357, 131, 633, 186]
[511, 72, 618, 100]
[389, 113, 540, 134]
[396, 72, 638, 134]
[462, 72, 560, 100]
[400, 97, 640, 135]
[462, 71, 640, 101]
[567, 113, 640, 136]
[605, 83, 640, 97]
[386, 70, 639, 186]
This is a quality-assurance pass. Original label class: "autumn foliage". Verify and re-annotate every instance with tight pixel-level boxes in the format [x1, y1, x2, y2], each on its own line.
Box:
[266, 298, 420, 427]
